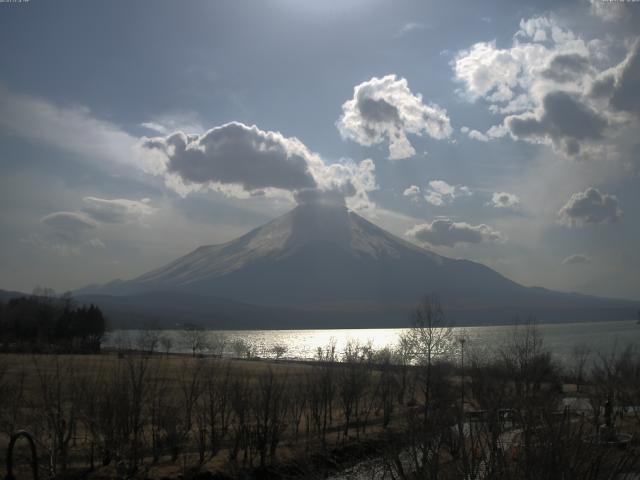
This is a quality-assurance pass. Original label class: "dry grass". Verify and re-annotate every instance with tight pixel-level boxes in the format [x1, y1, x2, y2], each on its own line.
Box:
[0, 352, 390, 479]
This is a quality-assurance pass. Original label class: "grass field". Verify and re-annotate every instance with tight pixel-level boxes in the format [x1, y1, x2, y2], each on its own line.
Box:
[2, 337, 640, 479]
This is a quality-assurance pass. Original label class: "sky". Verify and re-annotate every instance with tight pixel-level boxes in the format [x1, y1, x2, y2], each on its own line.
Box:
[0, 0, 638, 300]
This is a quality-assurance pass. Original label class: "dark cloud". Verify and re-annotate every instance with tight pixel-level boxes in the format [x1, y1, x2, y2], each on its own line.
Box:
[357, 95, 401, 125]
[143, 122, 317, 193]
[558, 187, 622, 227]
[589, 73, 616, 99]
[541, 54, 590, 83]
[507, 91, 607, 156]
[141, 121, 378, 210]
[406, 219, 503, 247]
[610, 42, 640, 115]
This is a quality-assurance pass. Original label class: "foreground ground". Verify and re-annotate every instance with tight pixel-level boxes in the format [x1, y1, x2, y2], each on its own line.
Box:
[2, 332, 640, 479]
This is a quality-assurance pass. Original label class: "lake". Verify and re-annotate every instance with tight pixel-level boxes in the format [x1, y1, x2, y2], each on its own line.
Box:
[103, 319, 640, 364]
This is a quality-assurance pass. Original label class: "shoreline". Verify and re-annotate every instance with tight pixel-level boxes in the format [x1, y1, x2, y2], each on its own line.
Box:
[103, 317, 639, 332]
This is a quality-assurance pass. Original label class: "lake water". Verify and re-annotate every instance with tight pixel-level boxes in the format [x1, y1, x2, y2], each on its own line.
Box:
[103, 320, 640, 364]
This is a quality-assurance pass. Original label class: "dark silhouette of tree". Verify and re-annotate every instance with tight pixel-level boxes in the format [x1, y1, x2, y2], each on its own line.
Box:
[0, 290, 106, 352]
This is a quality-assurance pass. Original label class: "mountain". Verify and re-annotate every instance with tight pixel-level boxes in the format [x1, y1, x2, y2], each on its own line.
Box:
[78, 203, 638, 328]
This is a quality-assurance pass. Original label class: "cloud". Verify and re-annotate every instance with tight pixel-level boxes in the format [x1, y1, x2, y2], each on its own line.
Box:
[453, 15, 640, 159]
[395, 22, 427, 37]
[506, 91, 607, 156]
[81, 197, 156, 224]
[461, 126, 490, 141]
[142, 121, 378, 210]
[424, 180, 472, 206]
[403, 185, 421, 202]
[41, 211, 97, 236]
[0, 84, 376, 211]
[31, 196, 158, 254]
[609, 41, 640, 116]
[337, 74, 452, 160]
[490, 192, 521, 209]
[454, 40, 525, 103]
[406, 218, 503, 247]
[140, 112, 205, 135]
[32, 211, 102, 254]
[142, 122, 318, 194]
[558, 187, 622, 227]
[468, 129, 489, 142]
[562, 254, 591, 265]
[541, 53, 591, 83]
[589, 0, 629, 22]
[0, 84, 138, 170]
[295, 158, 378, 211]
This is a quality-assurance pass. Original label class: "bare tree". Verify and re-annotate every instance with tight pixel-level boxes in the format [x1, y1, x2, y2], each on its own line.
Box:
[373, 347, 397, 429]
[270, 343, 288, 360]
[181, 325, 209, 357]
[399, 295, 454, 425]
[136, 328, 160, 355]
[208, 333, 227, 358]
[32, 355, 78, 477]
[160, 334, 174, 356]
[0, 363, 26, 442]
[568, 342, 592, 384]
[231, 338, 253, 359]
[202, 361, 233, 459]
[253, 368, 289, 467]
[288, 377, 308, 442]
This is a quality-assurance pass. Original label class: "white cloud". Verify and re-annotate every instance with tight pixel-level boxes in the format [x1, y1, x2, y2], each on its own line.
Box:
[0, 84, 138, 169]
[424, 180, 472, 206]
[490, 192, 521, 209]
[467, 129, 489, 142]
[403, 185, 421, 202]
[558, 187, 622, 227]
[140, 112, 205, 135]
[454, 39, 526, 103]
[453, 16, 640, 159]
[300, 157, 378, 211]
[562, 253, 591, 265]
[81, 197, 156, 224]
[395, 22, 426, 37]
[406, 218, 503, 247]
[337, 74, 452, 160]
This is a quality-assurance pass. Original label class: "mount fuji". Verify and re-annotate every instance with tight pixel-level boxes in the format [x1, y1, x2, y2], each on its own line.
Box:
[77, 203, 638, 328]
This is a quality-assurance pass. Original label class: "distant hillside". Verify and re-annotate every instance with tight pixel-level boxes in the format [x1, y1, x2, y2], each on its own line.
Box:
[75, 203, 640, 329]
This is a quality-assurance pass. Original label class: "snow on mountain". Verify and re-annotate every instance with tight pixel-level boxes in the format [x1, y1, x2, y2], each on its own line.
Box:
[81, 203, 639, 327]
[100, 203, 454, 298]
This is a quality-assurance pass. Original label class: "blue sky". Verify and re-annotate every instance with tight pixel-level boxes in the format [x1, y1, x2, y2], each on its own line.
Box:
[0, 0, 638, 299]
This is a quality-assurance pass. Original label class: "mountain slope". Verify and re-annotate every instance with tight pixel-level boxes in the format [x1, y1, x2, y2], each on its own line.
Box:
[81, 203, 638, 327]
[97, 204, 521, 302]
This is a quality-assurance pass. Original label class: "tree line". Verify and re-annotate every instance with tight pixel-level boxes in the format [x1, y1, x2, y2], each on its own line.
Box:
[0, 288, 105, 353]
